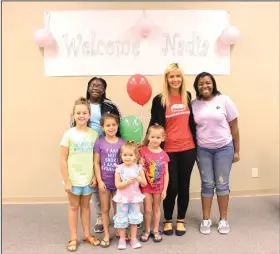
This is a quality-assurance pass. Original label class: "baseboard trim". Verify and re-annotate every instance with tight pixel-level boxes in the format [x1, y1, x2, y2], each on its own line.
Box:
[2, 189, 279, 204]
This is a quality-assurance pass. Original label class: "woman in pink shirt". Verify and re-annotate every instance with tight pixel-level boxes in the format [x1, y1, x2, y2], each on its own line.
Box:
[192, 72, 240, 235]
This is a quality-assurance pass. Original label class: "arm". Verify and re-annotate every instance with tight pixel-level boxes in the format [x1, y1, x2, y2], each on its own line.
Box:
[147, 96, 160, 130]
[115, 171, 130, 189]
[138, 167, 147, 187]
[188, 92, 197, 144]
[60, 146, 71, 192]
[161, 164, 169, 200]
[229, 118, 240, 162]
[93, 152, 106, 190]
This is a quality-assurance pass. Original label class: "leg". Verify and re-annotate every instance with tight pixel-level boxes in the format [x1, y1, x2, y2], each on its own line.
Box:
[80, 193, 92, 237]
[99, 190, 111, 246]
[80, 192, 100, 246]
[140, 193, 153, 242]
[67, 192, 81, 251]
[197, 146, 215, 234]
[163, 152, 179, 235]
[151, 194, 162, 242]
[177, 149, 196, 219]
[214, 142, 234, 234]
[114, 203, 129, 250]
[92, 186, 103, 233]
[129, 203, 142, 249]
[175, 149, 196, 236]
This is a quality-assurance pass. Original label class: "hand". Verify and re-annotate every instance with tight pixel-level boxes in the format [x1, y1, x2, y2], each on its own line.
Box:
[161, 190, 167, 200]
[233, 152, 240, 163]
[126, 177, 137, 185]
[65, 182, 72, 193]
[90, 177, 97, 187]
[98, 180, 107, 192]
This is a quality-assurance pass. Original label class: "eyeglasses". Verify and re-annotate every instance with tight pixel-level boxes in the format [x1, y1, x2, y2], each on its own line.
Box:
[89, 84, 104, 89]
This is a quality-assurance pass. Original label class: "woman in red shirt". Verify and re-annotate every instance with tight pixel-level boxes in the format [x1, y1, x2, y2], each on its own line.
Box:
[147, 63, 196, 236]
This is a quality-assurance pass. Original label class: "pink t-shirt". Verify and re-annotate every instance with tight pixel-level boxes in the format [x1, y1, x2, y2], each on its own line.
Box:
[192, 95, 239, 149]
[140, 146, 170, 194]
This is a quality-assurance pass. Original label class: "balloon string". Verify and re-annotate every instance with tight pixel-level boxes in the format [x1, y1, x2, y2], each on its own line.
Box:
[45, 12, 51, 31]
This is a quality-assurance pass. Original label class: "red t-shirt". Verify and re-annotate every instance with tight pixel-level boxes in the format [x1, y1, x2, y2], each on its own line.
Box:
[164, 95, 195, 152]
[140, 146, 170, 194]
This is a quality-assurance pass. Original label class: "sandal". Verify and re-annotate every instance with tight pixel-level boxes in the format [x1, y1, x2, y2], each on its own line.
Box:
[175, 220, 186, 236]
[151, 232, 163, 243]
[100, 238, 110, 248]
[83, 235, 100, 246]
[163, 221, 173, 236]
[140, 231, 151, 242]
[67, 238, 78, 252]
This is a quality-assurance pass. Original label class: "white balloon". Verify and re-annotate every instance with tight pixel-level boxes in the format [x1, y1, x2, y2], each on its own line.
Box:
[220, 26, 240, 45]
[33, 28, 54, 48]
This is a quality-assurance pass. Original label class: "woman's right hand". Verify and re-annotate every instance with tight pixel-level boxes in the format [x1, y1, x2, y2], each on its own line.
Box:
[65, 181, 72, 193]
[98, 180, 107, 192]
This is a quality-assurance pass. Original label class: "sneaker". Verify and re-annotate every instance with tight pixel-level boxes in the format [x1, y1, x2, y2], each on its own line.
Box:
[130, 238, 142, 249]
[94, 217, 104, 233]
[217, 219, 230, 234]
[200, 219, 212, 235]
[118, 237, 127, 250]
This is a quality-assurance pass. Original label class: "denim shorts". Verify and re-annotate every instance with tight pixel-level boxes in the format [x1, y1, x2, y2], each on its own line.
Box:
[72, 185, 93, 196]
[197, 141, 234, 197]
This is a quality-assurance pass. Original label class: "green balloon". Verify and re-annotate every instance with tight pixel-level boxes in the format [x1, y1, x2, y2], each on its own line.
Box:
[120, 115, 144, 143]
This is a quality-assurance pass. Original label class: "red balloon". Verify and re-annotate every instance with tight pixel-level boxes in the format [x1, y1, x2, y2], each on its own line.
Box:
[127, 74, 152, 106]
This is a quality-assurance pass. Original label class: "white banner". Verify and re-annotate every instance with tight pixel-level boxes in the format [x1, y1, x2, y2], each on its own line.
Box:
[44, 10, 230, 76]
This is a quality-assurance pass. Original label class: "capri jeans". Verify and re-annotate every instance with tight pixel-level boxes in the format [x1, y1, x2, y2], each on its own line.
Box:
[197, 141, 234, 197]
[113, 203, 143, 228]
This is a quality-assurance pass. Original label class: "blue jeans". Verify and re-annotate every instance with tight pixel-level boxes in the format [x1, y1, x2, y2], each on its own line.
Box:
[197, 141, 234, 197]
[92, 186, 101, 218]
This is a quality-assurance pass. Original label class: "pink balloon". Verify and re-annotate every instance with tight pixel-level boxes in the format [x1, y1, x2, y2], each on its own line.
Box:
[33, 29, 54, 48]
[220, 26, 240, 45]
[140, 26, 151, 38]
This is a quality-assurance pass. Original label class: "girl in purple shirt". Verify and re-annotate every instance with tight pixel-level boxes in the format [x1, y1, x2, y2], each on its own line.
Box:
[94, 113, 125, 248]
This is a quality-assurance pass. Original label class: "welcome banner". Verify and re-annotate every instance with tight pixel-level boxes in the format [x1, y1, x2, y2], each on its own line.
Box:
[44, 10, 231, 76]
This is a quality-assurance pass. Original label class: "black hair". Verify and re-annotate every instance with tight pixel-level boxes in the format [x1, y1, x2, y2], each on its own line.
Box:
[193, 72, 221, 99]
[86, 77, 108, 101]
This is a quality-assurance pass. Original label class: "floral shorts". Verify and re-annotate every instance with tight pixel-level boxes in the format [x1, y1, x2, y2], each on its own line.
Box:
[113, 203, 143, 228]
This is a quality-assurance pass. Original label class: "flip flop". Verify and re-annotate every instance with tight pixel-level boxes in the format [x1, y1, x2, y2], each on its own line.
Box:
[100, 238, 110, 248]
[151, 232, 163, 243]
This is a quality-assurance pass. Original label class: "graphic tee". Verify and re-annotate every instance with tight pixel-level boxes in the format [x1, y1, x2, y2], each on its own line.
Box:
[164, 95, 195, 152]
[94, 137, 125, 190]
[60, 127, 98, 186]
[140, 146, 170, 194]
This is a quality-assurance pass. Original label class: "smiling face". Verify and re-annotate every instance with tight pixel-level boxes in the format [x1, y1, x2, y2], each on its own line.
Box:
[121, 147, 136, 166]
[73, 104, 90, 127]
[147, 128, 165, 148]
[197, 75, 214, 100]
[102, 117, 118, 138]
[88, 79, 105, 101]
[167, 69, 183, 92]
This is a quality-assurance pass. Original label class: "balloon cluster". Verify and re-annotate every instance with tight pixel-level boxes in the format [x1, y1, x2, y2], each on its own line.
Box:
[119, 74, 152, 143]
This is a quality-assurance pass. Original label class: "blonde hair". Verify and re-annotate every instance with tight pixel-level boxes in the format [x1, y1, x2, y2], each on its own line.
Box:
[120, 140, 140, 162]
[72, 97, 91, 127]
[143, 124, 165, 146]
[161, 63, 188, 108]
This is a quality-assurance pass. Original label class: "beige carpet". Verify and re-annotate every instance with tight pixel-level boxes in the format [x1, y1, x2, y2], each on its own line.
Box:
[3, 195, 279, 254]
